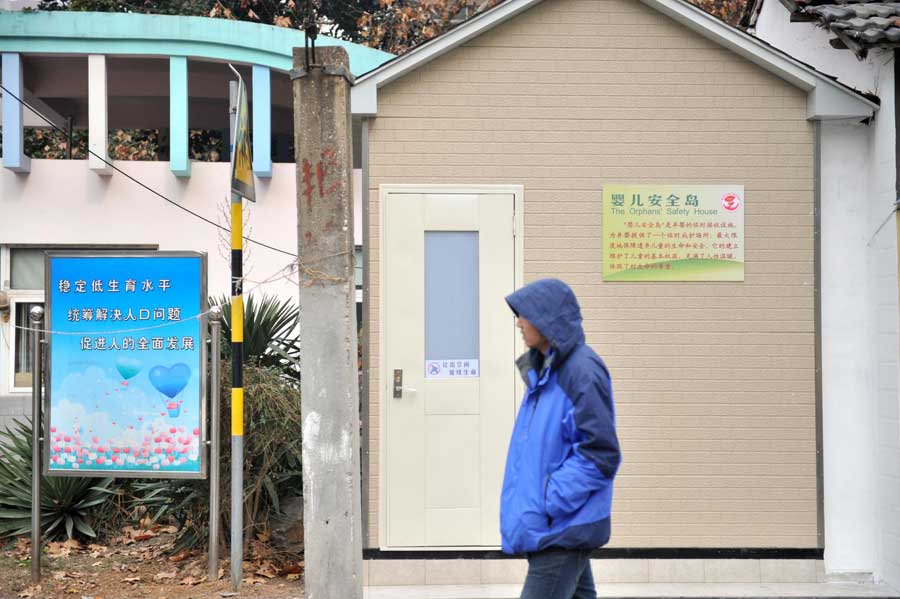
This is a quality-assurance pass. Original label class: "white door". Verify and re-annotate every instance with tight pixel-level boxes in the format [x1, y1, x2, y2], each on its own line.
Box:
[382, 187, 520, 548]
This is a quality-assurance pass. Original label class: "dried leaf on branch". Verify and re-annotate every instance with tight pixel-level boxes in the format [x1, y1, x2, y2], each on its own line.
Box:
[358, 0, 503, 54]
[685, 0, 748, 26]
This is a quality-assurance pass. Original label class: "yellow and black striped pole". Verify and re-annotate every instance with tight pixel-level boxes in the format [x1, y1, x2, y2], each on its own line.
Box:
[227, 65, 254, 591]
[230, 192, 243, 590]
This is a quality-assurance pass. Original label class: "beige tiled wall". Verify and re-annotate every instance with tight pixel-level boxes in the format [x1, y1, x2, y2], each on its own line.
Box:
[363, 558, 824, 586]
[366, 0, 817, 548]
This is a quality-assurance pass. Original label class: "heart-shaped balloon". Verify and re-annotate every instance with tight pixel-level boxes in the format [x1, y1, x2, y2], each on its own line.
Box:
[115, 357, 142, 380]
[148, 363, 191, 399]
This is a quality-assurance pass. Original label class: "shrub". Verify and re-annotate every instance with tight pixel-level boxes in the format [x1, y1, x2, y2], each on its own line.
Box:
[24, 127, 88, 159]
[0, 418, 114, 541]
[189, 129, 225, 162]
[109, 128, 160, 160]
[2, 127, 222, 162]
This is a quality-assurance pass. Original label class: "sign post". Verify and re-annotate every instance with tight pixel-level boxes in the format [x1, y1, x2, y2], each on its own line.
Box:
[30, 305, 44, 583]
[35, 251, 207, 583]
[208, 305, 222, 582]
[227, 64, 255, 591]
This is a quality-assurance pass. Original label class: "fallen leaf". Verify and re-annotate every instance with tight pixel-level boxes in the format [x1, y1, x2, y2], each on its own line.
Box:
[179, 576, 201, 586]
[168, 549, 190, 563]
[256, 560, 278, 579]
[219, 593, 238, 597]
[17, 585, 40, 598]
[154, 571, 177, 581]
[123, 577, 141, 584]
[91, 561, 102, 567]
[47, 539, 82, 557]
[248, 540, 272, 559]
[286, 573, 300, 581]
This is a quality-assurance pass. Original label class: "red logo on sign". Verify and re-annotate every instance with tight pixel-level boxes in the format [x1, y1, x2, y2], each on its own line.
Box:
[721, 192, 742, 211]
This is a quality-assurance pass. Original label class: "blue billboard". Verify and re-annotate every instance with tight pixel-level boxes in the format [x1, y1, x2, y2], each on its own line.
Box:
[45, 252, 207, 478]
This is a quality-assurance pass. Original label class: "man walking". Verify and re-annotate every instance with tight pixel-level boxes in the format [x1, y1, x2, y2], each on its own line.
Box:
[501, 278, 621, 599]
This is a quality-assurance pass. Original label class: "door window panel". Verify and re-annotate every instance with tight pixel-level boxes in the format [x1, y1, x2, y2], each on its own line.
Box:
[424, 231, 479, 363]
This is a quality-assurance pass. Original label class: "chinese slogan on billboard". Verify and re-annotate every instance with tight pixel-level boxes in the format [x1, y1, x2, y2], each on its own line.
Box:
[603, 184, 744, 282]
[46, 253, 206, 477]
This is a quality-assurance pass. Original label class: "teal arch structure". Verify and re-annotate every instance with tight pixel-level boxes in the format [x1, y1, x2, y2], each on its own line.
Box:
[0, 11, 394, 177]
[0, 12, 391, 76]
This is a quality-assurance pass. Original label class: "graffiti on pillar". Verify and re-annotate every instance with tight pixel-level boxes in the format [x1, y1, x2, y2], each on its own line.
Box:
[301, 147, 342, 211]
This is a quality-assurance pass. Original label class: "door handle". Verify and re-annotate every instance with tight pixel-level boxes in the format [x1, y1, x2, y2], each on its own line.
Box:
[392, 369, 417, 398]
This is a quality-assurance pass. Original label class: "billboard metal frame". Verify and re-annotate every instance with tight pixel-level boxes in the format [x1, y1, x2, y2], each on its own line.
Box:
[42, 250, 209, 480]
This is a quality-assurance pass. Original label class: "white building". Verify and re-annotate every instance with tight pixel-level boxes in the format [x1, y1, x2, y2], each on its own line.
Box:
[0, 11, 388, 422]
[743, 0, 900, 587]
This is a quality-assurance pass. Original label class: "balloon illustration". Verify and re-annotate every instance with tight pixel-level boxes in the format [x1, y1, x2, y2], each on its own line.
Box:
[115, 357, 142, 381]
[149, 363, 191, 418]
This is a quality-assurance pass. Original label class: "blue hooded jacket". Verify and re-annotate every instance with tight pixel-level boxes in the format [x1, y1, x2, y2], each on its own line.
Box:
[500, 278, 621, 554]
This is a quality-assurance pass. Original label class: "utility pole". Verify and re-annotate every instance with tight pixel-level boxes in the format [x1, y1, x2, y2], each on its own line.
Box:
[292, 45, 363, 599]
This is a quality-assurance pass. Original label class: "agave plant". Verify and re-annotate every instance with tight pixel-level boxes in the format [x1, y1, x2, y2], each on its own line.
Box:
[210, 294, 301, 381]
[0, 418, 114, 540]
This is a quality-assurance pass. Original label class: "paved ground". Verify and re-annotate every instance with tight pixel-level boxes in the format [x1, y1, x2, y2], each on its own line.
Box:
[363, 582, 900, 599]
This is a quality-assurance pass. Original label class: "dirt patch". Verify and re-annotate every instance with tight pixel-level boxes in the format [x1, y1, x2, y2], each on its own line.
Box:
[0, 529, 303, 599]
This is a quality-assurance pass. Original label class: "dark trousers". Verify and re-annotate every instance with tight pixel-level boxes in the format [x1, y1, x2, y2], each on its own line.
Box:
[521, 547, 597, 599]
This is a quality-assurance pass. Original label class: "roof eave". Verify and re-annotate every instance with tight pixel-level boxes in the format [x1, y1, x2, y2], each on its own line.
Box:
[351, 0, 542, 116]
[352, 0, 877, 120]
[642, 0, 877, 119]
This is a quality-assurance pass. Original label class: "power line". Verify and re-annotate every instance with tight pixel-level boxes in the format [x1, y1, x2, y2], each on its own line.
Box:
[0, 83, 298, 258]
[10, 258, 299, 336]
[868, 201, 899, 247]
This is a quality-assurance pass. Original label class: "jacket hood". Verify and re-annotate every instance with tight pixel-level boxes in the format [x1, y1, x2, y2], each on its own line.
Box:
[505, 278, 585, 361]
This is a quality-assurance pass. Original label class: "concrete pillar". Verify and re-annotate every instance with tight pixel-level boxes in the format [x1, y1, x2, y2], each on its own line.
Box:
[293, 45, 363, 599]
[2, 52, 31, 173]
[820, 120, 878, 577]
[169, 56, 190, 177]
[88, 54, 112, 174]
[252, 65, 272, 178]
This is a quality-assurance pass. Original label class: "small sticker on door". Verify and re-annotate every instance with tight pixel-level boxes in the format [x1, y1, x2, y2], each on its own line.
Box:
[425, 359, 479, 379]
